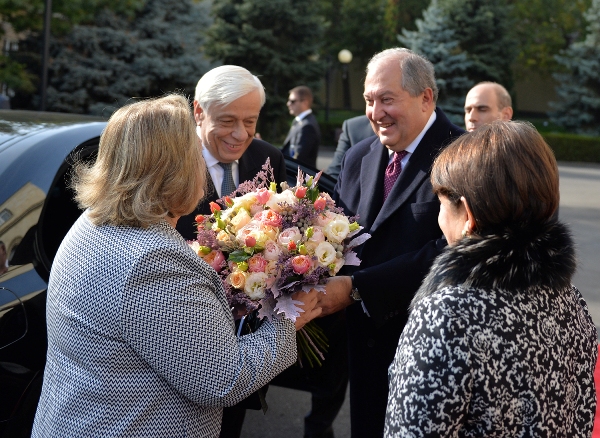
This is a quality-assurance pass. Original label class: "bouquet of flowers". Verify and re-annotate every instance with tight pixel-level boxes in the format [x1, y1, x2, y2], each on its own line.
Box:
[189, 160, 370, 366]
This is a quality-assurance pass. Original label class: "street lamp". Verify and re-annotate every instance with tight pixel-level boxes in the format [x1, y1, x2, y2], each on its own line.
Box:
[338, 49, 353, 110]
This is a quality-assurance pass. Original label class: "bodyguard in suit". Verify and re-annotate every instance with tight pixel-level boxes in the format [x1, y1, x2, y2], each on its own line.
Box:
[326, 115, 375, 179]
[281, 85, 321, 168]
[318, 48, 465, 437]
[176, 65, 287, 242]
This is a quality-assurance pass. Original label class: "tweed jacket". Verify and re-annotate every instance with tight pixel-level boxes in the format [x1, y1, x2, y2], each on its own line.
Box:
[32, 212, 296, 438]
[385, 221, 597, 437]
[281, 112, 320, 168]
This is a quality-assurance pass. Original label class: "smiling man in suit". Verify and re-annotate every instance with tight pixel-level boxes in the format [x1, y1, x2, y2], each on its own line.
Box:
[175, 65, 287, 438]
[176, 65, 287, 242]
[282, 85, 321, 167]
[318, 48, 465, 437]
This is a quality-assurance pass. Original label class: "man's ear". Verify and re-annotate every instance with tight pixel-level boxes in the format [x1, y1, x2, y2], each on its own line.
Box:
[501, 106, 513, 121]
[460, 196, 477, 235]
[193, 101, 204, 125]
[422, 88, 434, 111]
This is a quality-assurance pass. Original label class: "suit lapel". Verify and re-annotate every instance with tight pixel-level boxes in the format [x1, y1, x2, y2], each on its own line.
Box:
[356, 139, 388, 230]
[370, 109, 450, 234]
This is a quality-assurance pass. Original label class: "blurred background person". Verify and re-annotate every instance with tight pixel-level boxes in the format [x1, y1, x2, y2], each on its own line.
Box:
[31, 94, 321, 437]
[385, 121, 597, 436]
[282, 85, 321, 167]
[464, 81, 513, 132]
[326, 115, 375, 180]
[175, 65, 286, 242]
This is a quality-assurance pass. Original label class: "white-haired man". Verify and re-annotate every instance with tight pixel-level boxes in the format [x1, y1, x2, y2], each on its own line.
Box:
[176, 65, 287, 241]
[175, 65, 287, 438]
[464, 81, 513, 132]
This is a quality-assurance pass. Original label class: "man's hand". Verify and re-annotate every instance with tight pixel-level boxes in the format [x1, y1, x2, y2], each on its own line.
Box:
[292, 288, 322, 331]
[317, 276, 353, 316]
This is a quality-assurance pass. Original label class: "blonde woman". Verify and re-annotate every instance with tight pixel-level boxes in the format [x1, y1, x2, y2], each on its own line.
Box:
[32, 95, 321, 437]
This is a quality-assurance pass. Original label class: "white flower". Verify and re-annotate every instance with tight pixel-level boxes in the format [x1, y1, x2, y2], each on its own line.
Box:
[265, 190, 298, 212]
[263, 239, 282, 261]
[277, 226, 302, 247]
[244, 272, 269, 300]
[323, 217, 350, 243]
[314, 241, 337, 267]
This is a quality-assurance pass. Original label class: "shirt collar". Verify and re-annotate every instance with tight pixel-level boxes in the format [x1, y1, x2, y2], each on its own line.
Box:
[295, 108, 312, 122]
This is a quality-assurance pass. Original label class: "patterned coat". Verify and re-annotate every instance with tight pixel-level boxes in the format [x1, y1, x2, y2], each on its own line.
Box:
[385, 221, 597, 437]
[32, 212, 296, 437]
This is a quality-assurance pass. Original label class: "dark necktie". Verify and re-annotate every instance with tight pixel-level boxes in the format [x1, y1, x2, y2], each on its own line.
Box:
[383, 151, 408, 201]
[218, 162, 236, 197]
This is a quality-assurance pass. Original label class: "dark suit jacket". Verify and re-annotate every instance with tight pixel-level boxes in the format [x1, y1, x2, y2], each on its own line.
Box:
[176, 138, 287, 241]
[326, 115, 375, 179]
[281, 112, 320, 168]
[334, 108, 464, 437]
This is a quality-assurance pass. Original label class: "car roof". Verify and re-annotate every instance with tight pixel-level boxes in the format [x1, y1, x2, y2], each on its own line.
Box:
[0, 110, 107, 205]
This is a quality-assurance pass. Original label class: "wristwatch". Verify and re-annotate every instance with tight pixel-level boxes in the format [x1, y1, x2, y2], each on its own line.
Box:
[350, 275, 362, 301]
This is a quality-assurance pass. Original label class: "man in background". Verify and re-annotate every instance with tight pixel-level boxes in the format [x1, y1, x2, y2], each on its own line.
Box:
[282, 85, 321, 167]
[326, 115, 375, 179]
[464, 81, 513, 132]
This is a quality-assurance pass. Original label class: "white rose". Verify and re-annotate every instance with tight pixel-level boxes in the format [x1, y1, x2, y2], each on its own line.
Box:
[244, 272, 269, 300]
[277, 227, 302, 247]
[265, 190, 298, 212]
[263, 239, 282, 261]
[323, 218, 350, 243]
[314, 241, 337, 267]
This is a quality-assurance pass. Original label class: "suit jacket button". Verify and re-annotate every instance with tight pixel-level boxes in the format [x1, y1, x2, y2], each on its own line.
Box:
[367, 339, 375, 348]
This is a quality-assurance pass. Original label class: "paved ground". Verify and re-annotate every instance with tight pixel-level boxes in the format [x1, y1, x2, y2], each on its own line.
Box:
[241, 149, 600, 438]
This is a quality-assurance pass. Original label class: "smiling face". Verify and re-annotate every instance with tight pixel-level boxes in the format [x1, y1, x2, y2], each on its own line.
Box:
[194, 90, 262, 163]
[363, 58, 434, 152]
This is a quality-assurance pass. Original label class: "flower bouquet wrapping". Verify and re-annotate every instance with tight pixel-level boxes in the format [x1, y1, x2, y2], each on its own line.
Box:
[189, 160, 370, 366]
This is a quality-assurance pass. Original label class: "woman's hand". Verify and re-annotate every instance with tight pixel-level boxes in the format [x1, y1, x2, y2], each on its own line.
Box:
[291, 289, 322, 331]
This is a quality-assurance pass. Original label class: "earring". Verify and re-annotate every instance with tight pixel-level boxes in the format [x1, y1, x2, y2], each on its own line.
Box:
[461, 229, 470, 238]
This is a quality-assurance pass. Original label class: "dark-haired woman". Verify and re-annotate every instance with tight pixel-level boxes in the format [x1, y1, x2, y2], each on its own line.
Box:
[385, 121, 597, 437]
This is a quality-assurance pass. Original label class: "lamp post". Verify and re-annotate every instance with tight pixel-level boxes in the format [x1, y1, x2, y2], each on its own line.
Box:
[338, 49, 352, 110]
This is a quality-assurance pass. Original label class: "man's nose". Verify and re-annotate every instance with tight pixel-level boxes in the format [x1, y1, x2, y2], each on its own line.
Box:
[231, 121, 249, 141]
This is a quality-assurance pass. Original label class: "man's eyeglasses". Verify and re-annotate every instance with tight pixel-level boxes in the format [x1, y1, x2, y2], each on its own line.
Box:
[287, 99, 300, 104]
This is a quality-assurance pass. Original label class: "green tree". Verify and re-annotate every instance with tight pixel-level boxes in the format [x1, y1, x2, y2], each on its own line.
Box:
[508, 0, 591, 78]
[398, 0, 474, 124]
[42, 0, 211, 114]
[550, 0, 600, 135]
[205, 0, 326, 142]
[382, 0, 428, 48]
[0, 0, 144, 97]
[439, 0, 517, 90]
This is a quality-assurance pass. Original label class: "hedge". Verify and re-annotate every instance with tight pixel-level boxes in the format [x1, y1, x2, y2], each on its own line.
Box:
[543, 132, 600, 163]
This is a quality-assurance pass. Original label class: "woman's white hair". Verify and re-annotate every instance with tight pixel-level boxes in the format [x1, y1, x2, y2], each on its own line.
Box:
[194, 65, 266, 111]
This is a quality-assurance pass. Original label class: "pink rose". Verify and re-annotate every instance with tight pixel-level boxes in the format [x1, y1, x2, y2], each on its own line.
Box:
[255, 187, 272, 204]
[263, 240, 282, 261]
[203, 250, 226, 272]
[295, 186, 307, 198]
[248, 254, 268, 273]
[254, 210, 283, 228]
[277, 226, 301, 247]
[313, 196, 327, 211]
[291, 255, 312, 274]
[245, 235, 257, 247]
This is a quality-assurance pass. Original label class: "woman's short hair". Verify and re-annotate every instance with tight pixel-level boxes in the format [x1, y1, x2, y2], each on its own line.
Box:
[74, 94, 207, 228]
[194, 65, 266, 112]
[431, 121, 559, 233]
[366, 47, 439, 103]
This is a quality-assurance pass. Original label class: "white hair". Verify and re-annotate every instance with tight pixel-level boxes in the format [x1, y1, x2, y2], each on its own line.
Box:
[194, 65, 266, 111]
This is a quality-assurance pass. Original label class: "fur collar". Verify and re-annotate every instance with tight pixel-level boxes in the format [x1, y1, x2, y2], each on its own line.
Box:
[412, 221, 576, 308]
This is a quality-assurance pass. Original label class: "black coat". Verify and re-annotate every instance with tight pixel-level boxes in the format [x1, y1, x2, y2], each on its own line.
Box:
[176, 138, 287, 241]
[334, 107, 464, 437]
[281, 112, 320, 168]
[386, 221, 597, 436]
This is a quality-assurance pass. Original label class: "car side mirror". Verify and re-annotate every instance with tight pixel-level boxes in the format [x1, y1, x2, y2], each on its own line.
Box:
[0, 287, 28, 350]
